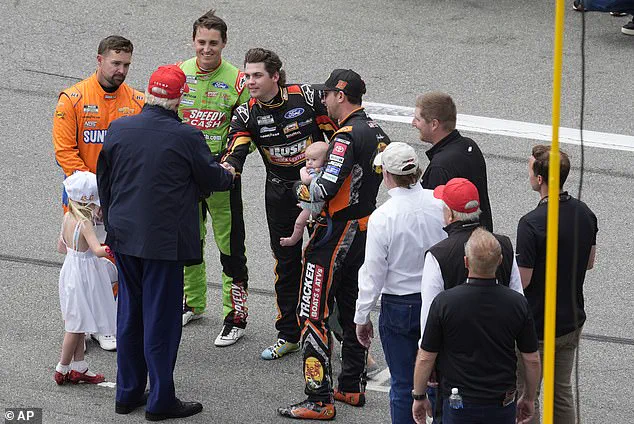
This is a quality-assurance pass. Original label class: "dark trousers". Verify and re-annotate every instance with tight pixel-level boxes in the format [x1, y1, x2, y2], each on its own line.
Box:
[265, 180, 303, 343]
[442, 399, 516, 424]
[299, 219, 367, 402]
[379, 293, 422, 424]
[114, 253, 184, 414]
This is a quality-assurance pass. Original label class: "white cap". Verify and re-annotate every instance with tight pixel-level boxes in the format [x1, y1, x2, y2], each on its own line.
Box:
[63, 171, 100, 206]
[373, 142, 419, 175]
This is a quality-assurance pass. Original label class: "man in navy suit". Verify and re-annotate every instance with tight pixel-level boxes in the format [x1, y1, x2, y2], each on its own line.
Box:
[97, 65, 234, 421]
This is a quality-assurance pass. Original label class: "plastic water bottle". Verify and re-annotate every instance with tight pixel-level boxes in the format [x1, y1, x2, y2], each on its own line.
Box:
[448, 387, 463, 409]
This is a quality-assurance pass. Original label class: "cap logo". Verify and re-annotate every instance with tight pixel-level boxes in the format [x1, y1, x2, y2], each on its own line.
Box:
[335, 80, 348, 90]
[465, 200, 480, 209]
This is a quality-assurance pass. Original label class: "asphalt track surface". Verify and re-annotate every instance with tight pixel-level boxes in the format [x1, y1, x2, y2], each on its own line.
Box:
[1, 1, 633, 423]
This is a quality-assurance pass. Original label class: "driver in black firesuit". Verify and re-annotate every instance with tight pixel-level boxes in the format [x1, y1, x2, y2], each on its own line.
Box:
[278, 69, 391, 420]
[222, 48, 337, 360]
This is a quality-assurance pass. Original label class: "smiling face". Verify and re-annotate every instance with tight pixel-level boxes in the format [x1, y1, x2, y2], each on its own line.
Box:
[193, 27, 226, 71]
[244, 62, 279, 102]
[321, 90, 344, 121]
[412, 106, 434, 144]
[96, 50, 131, 89]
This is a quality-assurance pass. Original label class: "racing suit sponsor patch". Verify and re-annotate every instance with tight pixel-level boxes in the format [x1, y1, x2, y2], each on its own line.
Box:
[260, 126, 277, 134]
[331, 141, 348, 157]
[182, 109, 226, 130]
[322, 173, 338, 183]
[283, 122, 299, 134]
[118, 107, 135, 114]
[325, 164, 341, 176]
[83, 105, 99, 113]
[55, 111, 64, 118]
[299, 262, 324, 319]
[186, 75, 197, 85]
[263, 137, 309, 165]
[230, 283, 248, 321]
[84, 121, 97, 128]
[257, 114, 274, 125]
[329, 154, 344, 164]
[83, 129, 107, 144]
[212, 81, 229, 89]
[299, 118, 314, 127]
[235, 104, 250, 123]
[304, 356, 324, 389]
[284, 107, 305, 119]
[181, 99, 195, 106]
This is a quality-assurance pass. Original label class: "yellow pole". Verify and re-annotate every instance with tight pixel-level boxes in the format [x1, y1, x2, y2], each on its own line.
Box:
[543, 0, 565, 422]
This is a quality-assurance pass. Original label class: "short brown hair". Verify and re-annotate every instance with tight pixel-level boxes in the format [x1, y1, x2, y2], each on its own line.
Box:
[391, 167, 422, 188]
[531, 144, 570, 189]
[465, 228, 501, 276]
[415, 92, 457, 132]
[97, 36, 133, 55]
[192, 9, 227, 42]
[244, 48, 286, 86]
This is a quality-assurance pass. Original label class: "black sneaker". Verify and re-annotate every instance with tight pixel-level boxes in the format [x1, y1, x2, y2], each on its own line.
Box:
[622, 17, 634, 35]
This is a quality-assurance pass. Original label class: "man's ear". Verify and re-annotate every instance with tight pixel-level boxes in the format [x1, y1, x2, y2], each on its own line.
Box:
[464, 256, 469, 269]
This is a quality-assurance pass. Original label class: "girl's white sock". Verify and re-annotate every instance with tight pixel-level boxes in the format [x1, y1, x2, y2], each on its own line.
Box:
[71, 360, 88, 373]
[56, 362, 70, 374]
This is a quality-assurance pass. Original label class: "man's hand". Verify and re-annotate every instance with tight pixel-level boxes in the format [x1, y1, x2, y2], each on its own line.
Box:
[221, 162, 236, 177]
[355, 321, 374, 348]
[516, 395, 535, 424]
[412, 398, 432, 424]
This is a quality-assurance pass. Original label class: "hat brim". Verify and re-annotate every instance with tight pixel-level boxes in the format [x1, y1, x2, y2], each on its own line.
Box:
[433, 185, 446, 201]
[312, 84, 339, 92]
[373, 152, 384, 168]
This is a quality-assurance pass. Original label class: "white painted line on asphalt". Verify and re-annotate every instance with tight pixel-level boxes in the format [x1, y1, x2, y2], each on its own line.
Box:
[98, 382, 116, 388]
[365, 101, 634, 153]
[366, 367, 391, 393]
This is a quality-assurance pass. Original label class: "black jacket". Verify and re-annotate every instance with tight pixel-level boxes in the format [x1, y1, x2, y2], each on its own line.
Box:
[313, 107, 390, 221]
[97, 104, 233, 264]
[421, 130, 493, 232]
[428, 220, 514, 290]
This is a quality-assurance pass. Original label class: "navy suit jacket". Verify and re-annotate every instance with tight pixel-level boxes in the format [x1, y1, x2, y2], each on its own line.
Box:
[97, 104, 233, 264]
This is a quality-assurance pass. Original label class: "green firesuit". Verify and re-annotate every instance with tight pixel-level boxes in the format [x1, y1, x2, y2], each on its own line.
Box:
[178, 58, 251, 326]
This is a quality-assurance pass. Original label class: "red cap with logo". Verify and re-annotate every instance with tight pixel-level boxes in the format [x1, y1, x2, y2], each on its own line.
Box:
[147, 65, 189, 99]
[433, 178, 480, 213]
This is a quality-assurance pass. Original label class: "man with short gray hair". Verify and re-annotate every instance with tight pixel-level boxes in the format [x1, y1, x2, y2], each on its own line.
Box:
[412, 228, 541, 424]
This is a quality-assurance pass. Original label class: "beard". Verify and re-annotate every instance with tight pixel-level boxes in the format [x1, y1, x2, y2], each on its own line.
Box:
[104, 73, 126, 89]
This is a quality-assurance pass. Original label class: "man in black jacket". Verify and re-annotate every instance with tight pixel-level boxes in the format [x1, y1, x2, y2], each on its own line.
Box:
[412, 92, 493, 231]
[97, 65, 234, 421]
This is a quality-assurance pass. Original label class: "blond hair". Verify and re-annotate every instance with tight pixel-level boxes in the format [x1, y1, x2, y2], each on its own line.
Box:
[465, 228, 501, 276]
[67, 199, 94, 222]
[415, 92, 457, 132]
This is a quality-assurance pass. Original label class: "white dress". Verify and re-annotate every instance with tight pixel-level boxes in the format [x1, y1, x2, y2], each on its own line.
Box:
[58, 218, 117, 334]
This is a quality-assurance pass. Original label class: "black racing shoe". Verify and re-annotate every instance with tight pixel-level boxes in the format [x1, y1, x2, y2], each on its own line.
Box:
[145, 399, 203, 421]
[622, 17, 634, 35]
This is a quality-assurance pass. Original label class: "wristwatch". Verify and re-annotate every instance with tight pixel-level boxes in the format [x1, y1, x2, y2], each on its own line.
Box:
[411, 390, 427, 401]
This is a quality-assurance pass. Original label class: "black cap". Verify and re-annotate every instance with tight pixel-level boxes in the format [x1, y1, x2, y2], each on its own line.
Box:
[313, 69, 366, 98]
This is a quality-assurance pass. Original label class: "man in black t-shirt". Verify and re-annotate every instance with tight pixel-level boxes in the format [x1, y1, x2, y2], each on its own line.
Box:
[412, 92, 493, 231]
[412, 229, 540, 424]
[515, 145, 598, 424]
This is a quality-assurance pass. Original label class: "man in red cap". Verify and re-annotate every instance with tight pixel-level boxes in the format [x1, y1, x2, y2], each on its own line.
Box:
[97, 64, 234, 421]
[413, 177, 524, 421]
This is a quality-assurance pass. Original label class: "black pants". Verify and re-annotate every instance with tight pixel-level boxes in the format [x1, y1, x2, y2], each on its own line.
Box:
[265, 179, 303, 343]
[298, 218, 368, 402]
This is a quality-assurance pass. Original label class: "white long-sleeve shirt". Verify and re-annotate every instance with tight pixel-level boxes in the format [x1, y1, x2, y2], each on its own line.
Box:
[354, 184, 447, 325]
[419, 251, 524, 346]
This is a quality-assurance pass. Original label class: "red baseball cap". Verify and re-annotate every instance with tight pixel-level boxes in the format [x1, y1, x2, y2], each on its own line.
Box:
[147, 65, 189, 99]
[433, 178, 480, 213]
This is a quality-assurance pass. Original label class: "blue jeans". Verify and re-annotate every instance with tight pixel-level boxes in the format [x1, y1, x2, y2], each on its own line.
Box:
[442, 398, 516, 424]
[379, 293, 425, 424]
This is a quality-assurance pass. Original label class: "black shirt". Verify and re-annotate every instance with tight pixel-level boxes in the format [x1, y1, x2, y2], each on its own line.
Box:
[421, 279, 539, 402]
[421, 130, 493, 232]
[516, 193, 598, 338]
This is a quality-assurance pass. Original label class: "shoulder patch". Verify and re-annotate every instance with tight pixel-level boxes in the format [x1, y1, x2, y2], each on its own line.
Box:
[235, 103, 250, 123]
[60, 87, 82, 107]
[235, 71, 247, 94]
[286, 85, 302, 94]
[300, 84, 315, 107]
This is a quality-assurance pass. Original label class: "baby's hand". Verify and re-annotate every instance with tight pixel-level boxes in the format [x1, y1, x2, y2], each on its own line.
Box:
[280, 236, 298, 247]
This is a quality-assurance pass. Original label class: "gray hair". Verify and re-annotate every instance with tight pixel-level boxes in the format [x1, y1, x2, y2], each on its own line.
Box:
[144, 88, 181, 111]
[443, 201, 482, 222]
[465, 228, 501, 276]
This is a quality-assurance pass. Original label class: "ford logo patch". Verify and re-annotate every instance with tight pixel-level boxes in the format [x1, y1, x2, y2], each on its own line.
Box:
[284, 107, 305, 119]
[212, 81, 229, 89]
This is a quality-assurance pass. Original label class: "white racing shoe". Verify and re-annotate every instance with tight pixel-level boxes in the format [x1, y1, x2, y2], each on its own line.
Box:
[214, 324, 245, 347]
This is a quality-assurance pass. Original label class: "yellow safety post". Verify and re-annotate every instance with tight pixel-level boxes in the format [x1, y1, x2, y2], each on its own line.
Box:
[543, 0, 565, 423]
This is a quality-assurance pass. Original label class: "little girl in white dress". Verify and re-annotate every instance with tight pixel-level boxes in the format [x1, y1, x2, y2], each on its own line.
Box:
[54, 171, 117, 385]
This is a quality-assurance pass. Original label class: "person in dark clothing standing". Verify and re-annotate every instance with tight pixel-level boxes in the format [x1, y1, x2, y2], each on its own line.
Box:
[278, 69, 390, 420]
[222, 48, 338, 360]
[97, 65, 234, 421]
[412, 92, 493, 231]
[412, 228, 541, 424]
[515, 145, 598, 424]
